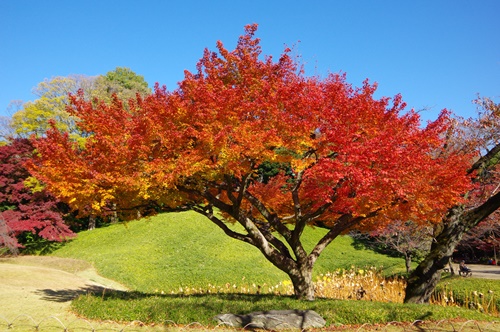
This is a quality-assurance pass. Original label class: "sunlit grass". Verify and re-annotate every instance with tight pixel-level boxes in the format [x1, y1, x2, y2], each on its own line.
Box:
[52, 211, 407, 293]
[51, 211, 500, 326]
[72, 290, 499, 327]
[432, 277, 500, 316]
[71, 269, 500, 327]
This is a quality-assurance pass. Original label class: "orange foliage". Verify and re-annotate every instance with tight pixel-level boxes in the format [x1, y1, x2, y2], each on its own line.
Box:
[29, 24, 472, 233]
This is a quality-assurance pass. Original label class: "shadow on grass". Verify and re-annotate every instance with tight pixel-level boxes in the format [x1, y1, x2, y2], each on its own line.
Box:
[35, 285, 117, 302]
[350, 235, 400, 258]
[35, 286, 289, 303]
[34, 288, 494, 327]
[36, 288, 309, 325]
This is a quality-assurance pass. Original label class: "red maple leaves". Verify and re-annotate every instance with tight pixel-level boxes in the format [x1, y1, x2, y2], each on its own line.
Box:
[30, 24, 473, 233]
[0, 139, 75, 251]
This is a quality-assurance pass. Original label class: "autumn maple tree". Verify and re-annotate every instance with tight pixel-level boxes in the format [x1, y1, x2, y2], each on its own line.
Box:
[30, 25, 473, 300]
[0, 139, 75, 254]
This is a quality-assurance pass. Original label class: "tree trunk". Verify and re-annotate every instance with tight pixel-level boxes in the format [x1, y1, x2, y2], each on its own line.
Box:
[405, 191, 500, 303]
[289, 264, 315, 300]
[404, 209, 464, 303]
[405, 141, 500, 304]
[88, 215, 96, 230]
[448, 257, 455, 276]
[110, 202, 118, 224]
[404, 252, 412, 274]
[0, 216, 19, 255]
[493, 241, 497, 263]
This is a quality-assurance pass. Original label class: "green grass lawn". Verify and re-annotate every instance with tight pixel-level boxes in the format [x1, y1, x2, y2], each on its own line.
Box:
[72, 291, 498, 327]
[52, 211, 406, 293]
[51, 211, 500, 327]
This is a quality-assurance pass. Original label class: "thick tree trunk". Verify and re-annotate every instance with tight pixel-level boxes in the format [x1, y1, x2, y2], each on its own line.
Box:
[404, 208, 465, 303]
[289, 263, 315, 300]
[194, 181, 372, 301]
[405, 191, 500, 303]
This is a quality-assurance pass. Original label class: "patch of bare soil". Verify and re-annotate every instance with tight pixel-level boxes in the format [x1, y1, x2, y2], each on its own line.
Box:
[0, 256, 128, 331]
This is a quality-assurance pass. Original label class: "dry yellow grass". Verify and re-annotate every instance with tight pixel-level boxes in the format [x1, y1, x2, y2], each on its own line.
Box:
[169, 266, 497, 317]
[314, 267, 406, 302]
[167, 267, 408, 303]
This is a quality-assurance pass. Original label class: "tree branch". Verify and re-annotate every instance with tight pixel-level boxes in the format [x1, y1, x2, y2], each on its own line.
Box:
[289, 171, 310, 261]
[462, 190, 500, 231]
[195, 187, 234, 213]
[302, 202, 333, 223]
[224, 175, 237, 204]
[244, 190, 293, 241]
[235, 172, 253, 211]
[251, 217, 293, 259]
[298, 177, 345, 236]
[309, 208, 381, 265]
[191, 204, 254, 245]
[468, 142, 500, 175]
[237, 213, 296, 272]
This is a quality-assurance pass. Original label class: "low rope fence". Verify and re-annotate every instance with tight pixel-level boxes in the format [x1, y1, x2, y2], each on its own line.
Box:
[1, 315, 500, 332]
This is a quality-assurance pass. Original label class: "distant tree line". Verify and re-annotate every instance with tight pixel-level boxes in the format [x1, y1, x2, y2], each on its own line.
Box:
[0, 67, 150, 254]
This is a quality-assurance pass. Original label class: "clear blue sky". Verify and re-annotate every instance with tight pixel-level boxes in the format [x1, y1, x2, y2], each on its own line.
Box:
[1, 1, 499, 122]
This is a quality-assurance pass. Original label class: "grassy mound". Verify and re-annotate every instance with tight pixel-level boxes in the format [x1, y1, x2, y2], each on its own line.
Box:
[52, 211, 406, 293]
[51, 211, 500, 326]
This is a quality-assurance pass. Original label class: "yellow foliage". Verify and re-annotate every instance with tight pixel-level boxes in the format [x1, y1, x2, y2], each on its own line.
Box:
[91, 202, 101, 211]
[24, 176, 45, 193]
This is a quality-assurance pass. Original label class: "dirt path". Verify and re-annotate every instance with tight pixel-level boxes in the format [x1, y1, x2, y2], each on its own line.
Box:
[0, 256, 129, 331]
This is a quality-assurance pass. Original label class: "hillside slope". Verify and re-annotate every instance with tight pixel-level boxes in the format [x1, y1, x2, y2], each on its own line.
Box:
[52, 211, 406, 292]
